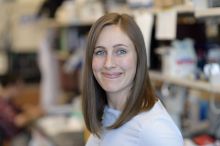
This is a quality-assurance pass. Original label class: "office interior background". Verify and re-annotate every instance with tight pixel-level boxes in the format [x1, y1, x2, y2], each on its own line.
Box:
[0, 0, 220, 145]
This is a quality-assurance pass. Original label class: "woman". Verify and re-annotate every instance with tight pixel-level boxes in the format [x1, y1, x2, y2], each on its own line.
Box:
[82, 13, 183, 146]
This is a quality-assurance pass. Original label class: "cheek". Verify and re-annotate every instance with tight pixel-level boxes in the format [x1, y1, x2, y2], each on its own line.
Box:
[118, 55, 137, 71]
[92, 58, 103, 72]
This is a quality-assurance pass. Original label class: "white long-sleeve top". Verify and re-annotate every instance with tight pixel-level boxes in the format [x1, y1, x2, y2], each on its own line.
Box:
[86, 100, 184, 146]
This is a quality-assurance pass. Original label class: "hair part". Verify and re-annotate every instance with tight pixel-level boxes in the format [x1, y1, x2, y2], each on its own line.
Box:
[82, 13, 157, 137]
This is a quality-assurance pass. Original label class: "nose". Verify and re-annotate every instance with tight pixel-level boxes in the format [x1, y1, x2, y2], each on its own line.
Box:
[104, 54, 115, 69]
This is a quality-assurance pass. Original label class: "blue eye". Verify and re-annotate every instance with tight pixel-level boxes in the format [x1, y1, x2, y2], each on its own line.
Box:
[116, 49, 127, 55]
[94, 50, 106, 56]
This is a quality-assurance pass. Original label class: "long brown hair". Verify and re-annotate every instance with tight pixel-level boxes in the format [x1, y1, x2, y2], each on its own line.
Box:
[82, 13, 156, 137]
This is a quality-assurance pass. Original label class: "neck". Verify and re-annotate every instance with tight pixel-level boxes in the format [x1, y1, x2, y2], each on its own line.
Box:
[107, 86, 131, 111]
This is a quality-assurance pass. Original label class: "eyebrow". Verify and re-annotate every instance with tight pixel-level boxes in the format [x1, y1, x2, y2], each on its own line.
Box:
[95, 46, 105, 49]
[113, 44, 129, 48]
[95, 44, 129, 49]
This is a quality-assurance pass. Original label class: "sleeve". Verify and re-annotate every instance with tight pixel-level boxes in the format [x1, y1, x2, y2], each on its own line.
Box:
[138, 117, 184, 146]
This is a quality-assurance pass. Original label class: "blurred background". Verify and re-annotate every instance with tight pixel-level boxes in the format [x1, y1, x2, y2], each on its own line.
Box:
[0, 0, 220, 146]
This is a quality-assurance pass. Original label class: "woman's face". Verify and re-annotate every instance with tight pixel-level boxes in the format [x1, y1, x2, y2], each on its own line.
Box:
[92, 25, 137, 97]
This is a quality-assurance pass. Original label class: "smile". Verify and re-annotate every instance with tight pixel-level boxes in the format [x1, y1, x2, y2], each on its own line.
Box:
[102, 72, 123, 79]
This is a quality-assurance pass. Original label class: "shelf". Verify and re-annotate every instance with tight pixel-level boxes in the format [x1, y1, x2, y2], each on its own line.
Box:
[195, 7, 220, 18]
[149, 70, 220, 94]
[171, 5, 194, 14]
[138, 5, 220, 18]
[56, 21, 94, 27]
[132, 5, 194, 15]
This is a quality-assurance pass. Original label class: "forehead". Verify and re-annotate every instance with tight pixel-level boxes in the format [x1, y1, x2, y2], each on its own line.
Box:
[95, 25, 134, 47]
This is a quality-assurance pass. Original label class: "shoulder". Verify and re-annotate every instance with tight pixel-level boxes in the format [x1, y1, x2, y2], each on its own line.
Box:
[134, 101, 184, 146]
[86, 134, 100, 146]
[138, 119, 184, 146]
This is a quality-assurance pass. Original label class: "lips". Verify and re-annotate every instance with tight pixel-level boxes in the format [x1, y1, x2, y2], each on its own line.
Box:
[102, 72, 122, 79]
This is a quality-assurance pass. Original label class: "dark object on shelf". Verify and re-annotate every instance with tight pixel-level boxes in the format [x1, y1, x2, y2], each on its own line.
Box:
[209, 0, 220, 7]
[9, 53, 41, 83]
[37, 0, 66, 18]
[0, 130, 4, 146]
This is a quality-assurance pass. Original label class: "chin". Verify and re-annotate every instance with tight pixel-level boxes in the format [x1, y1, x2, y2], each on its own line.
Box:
[102, 86, 120, 93]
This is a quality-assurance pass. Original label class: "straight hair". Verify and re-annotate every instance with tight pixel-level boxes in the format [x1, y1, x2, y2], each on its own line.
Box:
[82, 13, 157, 137]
